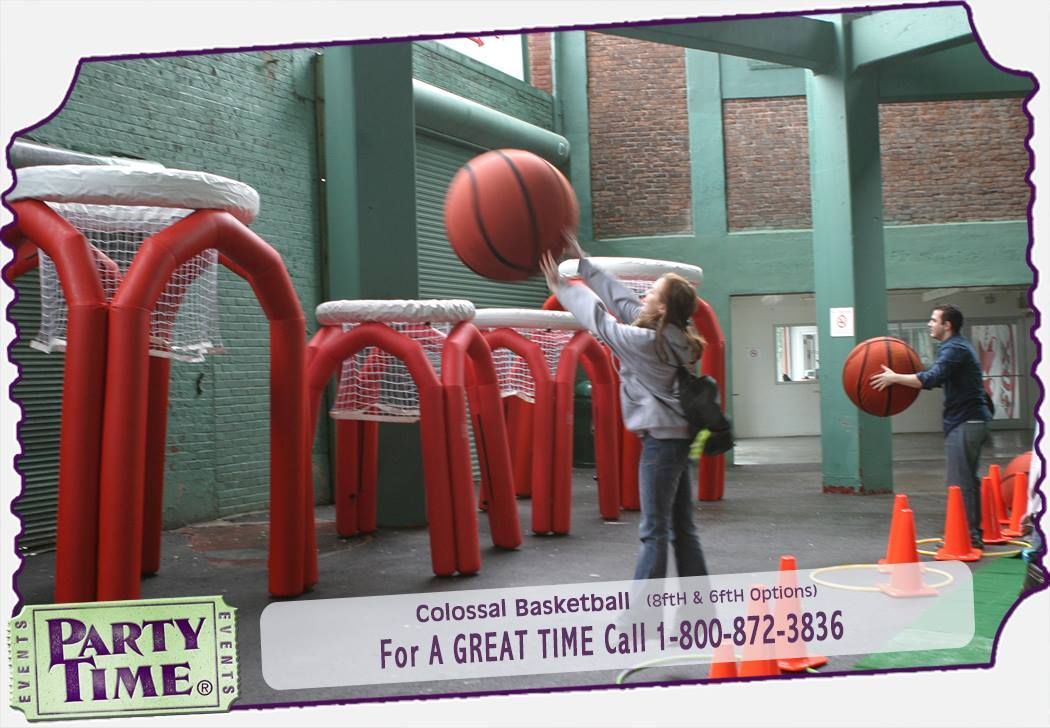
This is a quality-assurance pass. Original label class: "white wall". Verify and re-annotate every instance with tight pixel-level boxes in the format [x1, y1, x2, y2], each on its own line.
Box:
[730, 287, 1035, 438]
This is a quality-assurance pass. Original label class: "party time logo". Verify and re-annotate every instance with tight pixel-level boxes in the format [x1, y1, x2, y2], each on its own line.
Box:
[9, 596, 237, 721]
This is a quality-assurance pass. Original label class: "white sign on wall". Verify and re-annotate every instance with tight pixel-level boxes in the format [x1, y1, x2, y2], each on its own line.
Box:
[830, 307, 855, 337]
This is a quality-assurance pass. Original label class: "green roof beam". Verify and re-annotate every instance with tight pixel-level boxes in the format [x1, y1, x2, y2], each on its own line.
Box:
[600, 16, 836, 72]
[850, 6, 974, 72]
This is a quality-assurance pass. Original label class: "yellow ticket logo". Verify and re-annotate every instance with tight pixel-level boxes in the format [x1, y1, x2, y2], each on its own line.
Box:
[9, 596, 237, 721]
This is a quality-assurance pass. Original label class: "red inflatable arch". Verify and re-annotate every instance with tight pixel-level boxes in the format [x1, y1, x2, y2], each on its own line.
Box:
[473, 309, 620, 535]
[552, 331, 620, 533]
[480, 327, 557, 530]
[4, 201, 109, 603]
[305, 322, 457, 577]
[542, 256, 728, 503]
[308, 301, 521, 579]
[95, 209, 307, 599]
[441, 323, 523, 571]
[10, 165, 308, 601]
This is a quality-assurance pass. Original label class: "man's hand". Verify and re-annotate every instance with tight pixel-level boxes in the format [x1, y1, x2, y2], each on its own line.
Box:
[539, 251, 566, 296]
[869, 364, 898, 391]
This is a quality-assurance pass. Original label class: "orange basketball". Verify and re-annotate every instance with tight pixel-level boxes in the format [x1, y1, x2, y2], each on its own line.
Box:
[999, 450, 1032, 511]
[842, 337, 923, 416]
[444, 149, 578, 281]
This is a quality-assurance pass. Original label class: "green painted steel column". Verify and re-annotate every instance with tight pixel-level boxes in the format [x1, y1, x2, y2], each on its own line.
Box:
[805, 16, 893, 494]
[322, 43, 426, 525]
[686, 50, 735, 451]
[553, 31, 594, 241]
[688, 50, 728, 240]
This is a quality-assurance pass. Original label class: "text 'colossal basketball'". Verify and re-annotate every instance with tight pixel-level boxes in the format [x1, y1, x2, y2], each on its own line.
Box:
[842, 337, 922, 417]
[444, 149, 579, 281]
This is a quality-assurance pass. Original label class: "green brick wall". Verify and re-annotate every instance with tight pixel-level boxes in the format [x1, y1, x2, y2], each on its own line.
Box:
[19, 49, 327, 526]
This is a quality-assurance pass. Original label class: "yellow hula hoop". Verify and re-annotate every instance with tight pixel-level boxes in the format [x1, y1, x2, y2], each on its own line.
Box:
[914, 536, 1031, 559]
[808, 563, 954, 592]
[615, 653, 717, 685]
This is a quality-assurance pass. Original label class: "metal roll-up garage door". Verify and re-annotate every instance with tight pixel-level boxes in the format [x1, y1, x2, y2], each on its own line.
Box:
[10, 275, 64, 553]
[415, 131, 552, 308]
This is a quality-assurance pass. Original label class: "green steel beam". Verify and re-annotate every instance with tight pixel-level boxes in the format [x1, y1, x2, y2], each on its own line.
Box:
[850, 6, 974, 72]
[321, 43, 426, 527]
[685, 48, 734, 455]
[878, 43, 1033, 101]
[601, 17, 836, 72]
[553, 31, 594, 241]
[687, 49, 728, 238]
[806, 16, 893, 494]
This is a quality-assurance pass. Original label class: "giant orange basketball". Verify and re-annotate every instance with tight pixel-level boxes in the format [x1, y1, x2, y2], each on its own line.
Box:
[444, 149, 579, 281]
[999, 450, 1032, 511]
[842, 337, 923, 416]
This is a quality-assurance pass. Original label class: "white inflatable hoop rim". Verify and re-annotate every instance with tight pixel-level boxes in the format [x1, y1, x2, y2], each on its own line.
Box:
[558, 257, 703, 285]
[8, 164, 260, 225]
[316, 299, 476, 325]
[472, 308, 584, 331]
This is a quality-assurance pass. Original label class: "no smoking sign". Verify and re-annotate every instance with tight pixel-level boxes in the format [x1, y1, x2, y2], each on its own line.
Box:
[830, 307, 854, 337]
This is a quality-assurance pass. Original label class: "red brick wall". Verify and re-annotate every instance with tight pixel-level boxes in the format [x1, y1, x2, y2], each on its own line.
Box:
[879, 99, 1029, 225]
[526, 33, 552, 93]
[723, 96, 1029, 231]
[587, 34, 692, 238]
[724, 97, 811, 231]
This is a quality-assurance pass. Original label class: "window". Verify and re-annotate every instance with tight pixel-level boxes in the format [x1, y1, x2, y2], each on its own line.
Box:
[888, 322, 937, 367]
[775, 325, 819, 382]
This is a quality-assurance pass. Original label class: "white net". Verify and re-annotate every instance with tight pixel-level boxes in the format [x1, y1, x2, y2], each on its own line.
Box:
[485, 328, 576, 403]
[32, 202, 223, 363]
[331, 322, 451, 422]
[620, 278, 653, 297]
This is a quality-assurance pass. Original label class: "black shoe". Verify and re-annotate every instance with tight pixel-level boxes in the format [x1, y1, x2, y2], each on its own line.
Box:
[971, 537, 984, 549]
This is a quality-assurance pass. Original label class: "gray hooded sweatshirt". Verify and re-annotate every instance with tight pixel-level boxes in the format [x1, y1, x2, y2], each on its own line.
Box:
[555, 257, 696, 439]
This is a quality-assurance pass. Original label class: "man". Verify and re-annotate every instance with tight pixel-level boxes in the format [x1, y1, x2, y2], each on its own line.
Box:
[870, 304, 992, 548]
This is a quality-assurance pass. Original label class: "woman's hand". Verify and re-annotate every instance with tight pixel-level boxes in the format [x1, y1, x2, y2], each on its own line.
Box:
[539, 251, 566, 295]
[562, 229, 586, 260]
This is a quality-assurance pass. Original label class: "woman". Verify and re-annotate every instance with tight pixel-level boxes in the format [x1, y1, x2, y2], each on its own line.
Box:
[540, 240, 708, 580]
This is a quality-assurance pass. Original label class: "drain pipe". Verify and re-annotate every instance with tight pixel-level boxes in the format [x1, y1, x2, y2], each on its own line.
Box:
[412, 80, 570, 165]
[10, 139, 164, 169]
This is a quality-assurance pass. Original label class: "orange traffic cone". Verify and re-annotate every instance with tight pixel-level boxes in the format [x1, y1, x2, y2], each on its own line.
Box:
[1002, 472, 1029, 538]
[879, 508, 937, 597]
[775, 555, 827, 672]
[981, 476, 1009, 544]
[708, 640, 738, 679]
[738, 585, 781, 678]
[878, 494, 911, 571]
[988, 464, 1009, 525]
[935, 485, 982, 561]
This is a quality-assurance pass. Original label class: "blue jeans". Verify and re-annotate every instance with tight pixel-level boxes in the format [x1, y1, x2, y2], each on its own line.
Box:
[633, 435, 709, 580]
[945, 421, 989, 543]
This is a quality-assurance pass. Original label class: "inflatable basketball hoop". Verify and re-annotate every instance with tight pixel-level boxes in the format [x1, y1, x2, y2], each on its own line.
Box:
[306, 299, 521, 578]
[472, 308, 620, 534]
[6, 164, 307, 602]
[546, 256, 728, 505]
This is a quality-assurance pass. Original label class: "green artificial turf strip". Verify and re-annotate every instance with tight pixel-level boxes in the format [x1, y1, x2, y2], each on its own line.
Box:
[853, 557, 1028, 670]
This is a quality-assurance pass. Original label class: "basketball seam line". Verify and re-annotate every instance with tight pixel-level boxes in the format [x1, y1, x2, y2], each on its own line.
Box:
[465, 163, 533, 275]
[495, 150, 541, 268]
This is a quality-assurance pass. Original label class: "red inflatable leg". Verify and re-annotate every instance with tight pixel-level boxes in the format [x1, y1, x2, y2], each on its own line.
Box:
[334, 419, 361, 537]
[141, 355, 171, 575]
[358, 420, 379, 533]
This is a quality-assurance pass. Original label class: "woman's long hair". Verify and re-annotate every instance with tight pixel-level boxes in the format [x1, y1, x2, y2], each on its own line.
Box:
[633, 273, 706, 365]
